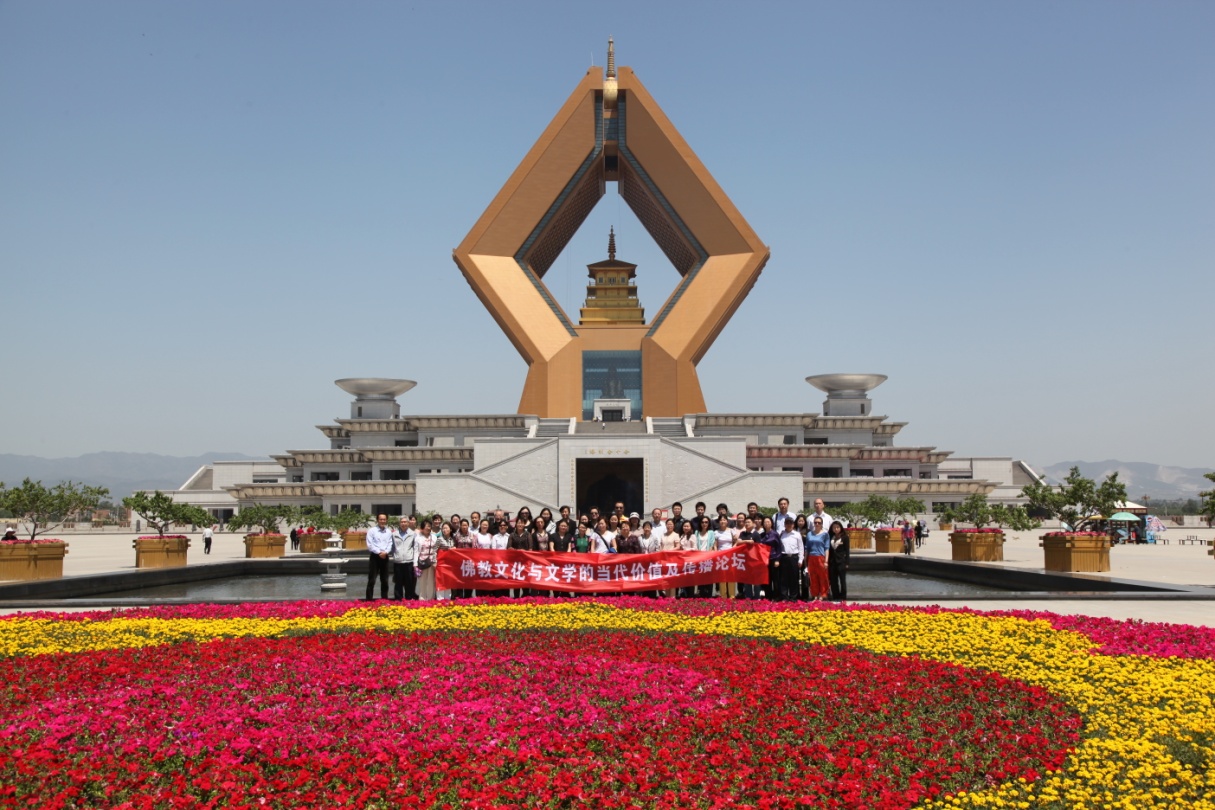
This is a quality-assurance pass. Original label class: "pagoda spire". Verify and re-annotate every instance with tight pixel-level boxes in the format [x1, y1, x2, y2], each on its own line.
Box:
[608, 226, 616, 261]
[603, 37, 618, 111]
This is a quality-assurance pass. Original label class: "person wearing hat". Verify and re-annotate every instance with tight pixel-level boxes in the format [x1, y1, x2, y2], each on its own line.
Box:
[2, 528, 18, 542]
[617, 514, 642, 555]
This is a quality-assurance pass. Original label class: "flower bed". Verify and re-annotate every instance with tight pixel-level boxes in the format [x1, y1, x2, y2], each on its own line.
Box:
[0, 599, 1212, 808]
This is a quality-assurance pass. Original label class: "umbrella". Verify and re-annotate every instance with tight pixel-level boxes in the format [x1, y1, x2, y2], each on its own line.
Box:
[1109, 512, 1140, 522]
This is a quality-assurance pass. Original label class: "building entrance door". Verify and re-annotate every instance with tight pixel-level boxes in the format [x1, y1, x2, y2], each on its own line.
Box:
[576, 458, 643, 519]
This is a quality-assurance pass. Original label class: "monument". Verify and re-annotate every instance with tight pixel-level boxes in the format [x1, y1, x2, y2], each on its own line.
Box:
[169, 41, 1039, 520]
[452, 38, 769, 420]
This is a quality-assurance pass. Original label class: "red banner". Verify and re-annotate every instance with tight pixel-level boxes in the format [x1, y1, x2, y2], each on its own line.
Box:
[435, 544, 771, 594]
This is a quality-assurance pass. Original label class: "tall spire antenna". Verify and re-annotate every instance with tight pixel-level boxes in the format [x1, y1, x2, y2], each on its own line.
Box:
[603, 36, 619, 110]
[608, 226, 616, 261]
[606, 36, 616, 79]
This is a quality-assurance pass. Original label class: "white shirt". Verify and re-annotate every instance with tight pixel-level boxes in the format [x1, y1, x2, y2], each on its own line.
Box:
[650, 522, 667, 544]
[367, 526, 394, 555]
[639, 532, 661, 554]
[714, 528, 736, 550]
[810, 511, 834, 533]
[473, 531, 494, 550]
[774, 510, 795, 534]
[779, 530, 804, 563]
[590, 531, 611, 554]
[490, 532, 511, 550]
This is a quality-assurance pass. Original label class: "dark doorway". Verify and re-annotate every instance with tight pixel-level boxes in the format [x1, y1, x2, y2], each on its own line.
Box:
[576, 458, 643, 518]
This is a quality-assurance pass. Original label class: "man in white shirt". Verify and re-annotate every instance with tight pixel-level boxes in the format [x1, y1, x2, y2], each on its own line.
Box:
[773, 498, 795, 540]
[202, 524, 214, 555]
[650, 508, 667, 543]
[809, 498, 834, 535]
[365, 513, 394, 601]
[776, 516, 804, 602]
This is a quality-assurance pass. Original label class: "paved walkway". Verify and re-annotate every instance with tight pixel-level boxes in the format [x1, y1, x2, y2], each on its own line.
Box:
[4, 527, 1214, 625]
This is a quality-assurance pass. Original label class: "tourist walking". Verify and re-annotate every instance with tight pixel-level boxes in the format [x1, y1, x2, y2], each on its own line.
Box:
[365, 514, 393, 601]
[827, 520, 849, 601]
[203, 524, 214, 555]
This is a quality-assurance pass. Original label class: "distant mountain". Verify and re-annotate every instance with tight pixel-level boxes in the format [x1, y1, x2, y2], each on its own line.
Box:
[1040, 460, 1212, 502]
[0, 452, 265, 501]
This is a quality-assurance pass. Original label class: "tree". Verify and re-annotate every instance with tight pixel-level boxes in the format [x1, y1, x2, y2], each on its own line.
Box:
[987, 502, 1040, 531]
[944, 493, 1039, 531]
[849, 495, 925, 527]
[227, 504, 293, 536]
[122, 490, 214, 537]
[1021, 466, 1127, 532]
[945, 493, 991, 528]
[1199, 472, 1215, 528]
[833, 502, 865, 527]
[0, 478, 110, 540]
[317, 508, 370, 535]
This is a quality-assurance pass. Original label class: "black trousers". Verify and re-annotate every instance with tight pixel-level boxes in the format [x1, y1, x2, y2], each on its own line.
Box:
[780, 554, 801, 600]
[829, 563, 847, 601]
[393, 561, 417, 600]
[366, 552, 390, 599]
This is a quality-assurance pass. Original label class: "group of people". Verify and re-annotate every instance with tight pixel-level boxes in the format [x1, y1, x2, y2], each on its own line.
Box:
[361, 497, 851, 603]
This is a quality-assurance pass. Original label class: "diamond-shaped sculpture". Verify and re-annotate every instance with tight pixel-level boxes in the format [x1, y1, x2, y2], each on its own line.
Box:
[453, 43, 769, 419]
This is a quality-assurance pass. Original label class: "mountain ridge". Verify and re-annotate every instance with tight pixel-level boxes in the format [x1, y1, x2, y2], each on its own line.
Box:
[0, 451, 264, 500]
[1039, 460, 1212, 501]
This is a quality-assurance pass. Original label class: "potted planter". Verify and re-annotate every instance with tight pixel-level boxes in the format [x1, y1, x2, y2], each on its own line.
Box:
[341, 531, 368, 551]
[845, 527, 873, 551]
[243, 533, 287, 558]
[1040, 532, 1110, 572]
[949, 529, 1005, 562]
[0, 539, 69, 581]
[938, 522, 954, 532]
[134, 535, 190, 569]
[298, 531, 333, 554]
[873, 528, 903, 554]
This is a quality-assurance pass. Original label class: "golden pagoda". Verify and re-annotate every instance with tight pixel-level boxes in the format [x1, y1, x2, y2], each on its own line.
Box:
[578, 228, 645, 325]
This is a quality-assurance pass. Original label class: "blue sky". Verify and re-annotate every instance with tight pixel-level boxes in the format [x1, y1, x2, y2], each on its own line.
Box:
[2, 1, 1212, 469]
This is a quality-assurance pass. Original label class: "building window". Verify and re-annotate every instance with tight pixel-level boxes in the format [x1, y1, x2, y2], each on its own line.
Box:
[350, 471, 372, 481]
[920, 471, 932, 479]
[582, 350, 642, 420]
[804, 437, 828, 445]
[781, 466, 803, 473]
[380, 469, 410, 481]
[885, 469, 913, 478]
[252, 478, 278, 484]
[782, 435, 797, 445]
[394, 439, 418, 447]
[311, 472, 339, 482]
[850, 469, 874, 478]
[291, 475, 303, 483]
[371, 504, 402, 519]
[812, 467, 842, 478]
[932, 502, 955, 513]
[947, 474, 973, 480]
